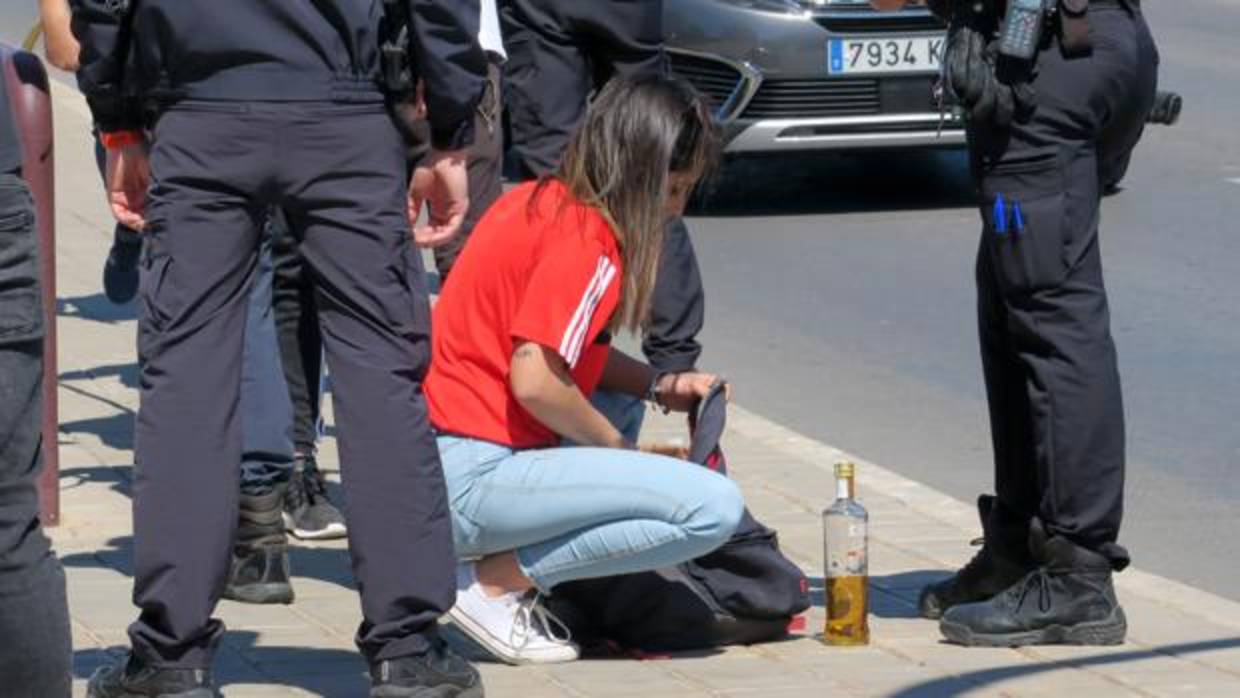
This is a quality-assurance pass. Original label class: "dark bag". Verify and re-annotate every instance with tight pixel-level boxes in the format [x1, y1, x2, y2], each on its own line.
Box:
[546, 384, 811, 653]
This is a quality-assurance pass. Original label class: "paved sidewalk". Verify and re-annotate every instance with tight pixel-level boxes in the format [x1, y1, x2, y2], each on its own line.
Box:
[45, 83, 1240, 697]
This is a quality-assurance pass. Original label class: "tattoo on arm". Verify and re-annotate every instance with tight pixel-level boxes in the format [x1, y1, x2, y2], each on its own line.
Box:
[514, 345, 538, 360]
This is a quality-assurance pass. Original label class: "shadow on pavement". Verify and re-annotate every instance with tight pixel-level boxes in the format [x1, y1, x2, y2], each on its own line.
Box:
[60, 361, 139, 389]
[690, 149, 974, 218]
[62, 535, 135, 577]
[886, 637, 1240, 698]
[57, 292, 136, 324]
[59, 526, 359, 594]
[809, 573, 946, 620]
[74, 631, 371, 697]
[60, 411, 135, 452]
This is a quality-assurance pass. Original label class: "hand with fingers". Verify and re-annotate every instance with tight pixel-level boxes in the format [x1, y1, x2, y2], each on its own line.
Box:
[655, 372, 730, 413]
[105, 141, 150, 232]
[409, 148, 469, 249]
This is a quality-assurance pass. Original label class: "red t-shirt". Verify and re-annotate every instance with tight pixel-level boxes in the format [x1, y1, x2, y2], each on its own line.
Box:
[426, 180, 624, 449]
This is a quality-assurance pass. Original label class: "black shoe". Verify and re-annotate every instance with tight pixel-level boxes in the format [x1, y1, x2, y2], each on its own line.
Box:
[283, 456, 347, 540]
[370, 639, 485, 698]
[223, 488, 294, 605]
[939, 533, 1127, 647]
[102, 230, 141, 304]
[87, 652, 218, 698]
[919, 495, 1036, 619]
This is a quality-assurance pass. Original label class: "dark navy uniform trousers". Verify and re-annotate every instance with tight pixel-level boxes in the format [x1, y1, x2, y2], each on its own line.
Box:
[130, 102, 451, 667]
[969, 1, 1157, 569]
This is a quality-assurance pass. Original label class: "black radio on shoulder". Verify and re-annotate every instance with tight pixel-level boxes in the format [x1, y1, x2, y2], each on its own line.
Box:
[997, 0, 1053, 59]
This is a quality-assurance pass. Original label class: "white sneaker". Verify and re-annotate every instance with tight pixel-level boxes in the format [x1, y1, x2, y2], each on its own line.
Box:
[448, 563, 580, 665]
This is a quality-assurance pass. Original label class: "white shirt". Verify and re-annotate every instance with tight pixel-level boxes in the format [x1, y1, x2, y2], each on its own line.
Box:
[478, 0, 506, 61]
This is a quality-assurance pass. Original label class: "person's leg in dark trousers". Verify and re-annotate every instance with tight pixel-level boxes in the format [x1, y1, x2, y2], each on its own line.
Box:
[278, 104, 456, 662]
[239, 228, 296, 498]
[93, 134, 143, 304]
[433, 60, 505, 281]
[269, 209, 348, 542]
[938, 4, 1158, 646]
[224, 226, 298, 605]
[0, 174, 72, 697]
[126, 105, 270, 669]
[271, 209, 323, 460]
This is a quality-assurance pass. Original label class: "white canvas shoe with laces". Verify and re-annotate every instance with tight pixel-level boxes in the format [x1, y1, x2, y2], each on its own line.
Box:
[448, 562, 580, 665]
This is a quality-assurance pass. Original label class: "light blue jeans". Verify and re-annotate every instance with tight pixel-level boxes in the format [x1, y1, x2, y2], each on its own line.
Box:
[437, 435, 744, 592]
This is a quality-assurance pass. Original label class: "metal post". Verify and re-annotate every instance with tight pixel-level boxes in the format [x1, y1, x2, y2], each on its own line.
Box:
[2, 44, 59, 527]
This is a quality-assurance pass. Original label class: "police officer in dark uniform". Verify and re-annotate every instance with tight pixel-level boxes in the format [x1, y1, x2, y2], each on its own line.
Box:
[873, 0, 1157, 646]
[0, 59, 73, 698]
[70, 1, 488, 696]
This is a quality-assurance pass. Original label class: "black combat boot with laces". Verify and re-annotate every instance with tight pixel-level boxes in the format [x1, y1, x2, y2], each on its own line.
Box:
[919, 494, 1036, 619]
[939, 529, 1127, 647]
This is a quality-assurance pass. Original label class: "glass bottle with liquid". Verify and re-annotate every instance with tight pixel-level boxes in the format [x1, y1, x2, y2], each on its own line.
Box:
[823, 460, 869, 646]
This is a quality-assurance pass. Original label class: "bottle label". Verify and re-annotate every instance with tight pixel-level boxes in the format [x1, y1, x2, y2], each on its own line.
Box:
[826, 540, 867, 578]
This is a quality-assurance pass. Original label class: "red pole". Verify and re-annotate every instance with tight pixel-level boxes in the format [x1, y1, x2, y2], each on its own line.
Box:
[2, 44, 59, 527]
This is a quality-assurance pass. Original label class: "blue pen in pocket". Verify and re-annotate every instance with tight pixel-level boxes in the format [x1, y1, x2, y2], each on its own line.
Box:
[1012, 201, 1025, 235]
[993, 194, 1008, 235]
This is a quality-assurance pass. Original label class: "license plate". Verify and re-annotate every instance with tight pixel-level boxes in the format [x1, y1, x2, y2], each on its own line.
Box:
[828, 36, 944, 75]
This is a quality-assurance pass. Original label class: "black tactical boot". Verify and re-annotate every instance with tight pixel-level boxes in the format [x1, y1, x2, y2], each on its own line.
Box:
[369, 637, 484, 698]
[222, 488, 294, 605]
[87, 652, 218, 698]
[939, 531, 1127, 647]
[919, 495, 1036, 619]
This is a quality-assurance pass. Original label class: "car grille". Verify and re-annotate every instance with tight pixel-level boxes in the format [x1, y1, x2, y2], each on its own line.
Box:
[813, 12, 946, 34]
[740, 78, 880, 119]
[668, 53, 743, 111]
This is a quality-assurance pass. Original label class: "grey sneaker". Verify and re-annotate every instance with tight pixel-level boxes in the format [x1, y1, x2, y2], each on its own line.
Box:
[282, 456, 347, 540]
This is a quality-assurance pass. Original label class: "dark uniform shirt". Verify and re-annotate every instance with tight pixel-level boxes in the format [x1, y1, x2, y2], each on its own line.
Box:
[0, 88, 20, 173]
[70, 0, 486, 148]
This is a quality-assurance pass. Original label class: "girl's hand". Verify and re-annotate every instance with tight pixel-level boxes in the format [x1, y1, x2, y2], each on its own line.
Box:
[655, 372, 728, 413]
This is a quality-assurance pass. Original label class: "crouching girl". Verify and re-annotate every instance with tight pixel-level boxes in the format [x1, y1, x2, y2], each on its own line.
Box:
[424, 75, 741, 664]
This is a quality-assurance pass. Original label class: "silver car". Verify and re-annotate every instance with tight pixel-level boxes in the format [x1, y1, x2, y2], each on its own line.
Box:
[666, 0, 964, 154]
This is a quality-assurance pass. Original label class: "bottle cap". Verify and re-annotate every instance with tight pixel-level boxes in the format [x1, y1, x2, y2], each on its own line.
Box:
[834, 460, 855, 479]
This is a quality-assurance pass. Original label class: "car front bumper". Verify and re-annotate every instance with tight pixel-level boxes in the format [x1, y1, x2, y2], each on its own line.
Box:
[666, 0, 965, 153]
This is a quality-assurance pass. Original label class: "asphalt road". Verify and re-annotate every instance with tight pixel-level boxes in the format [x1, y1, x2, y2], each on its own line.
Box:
[4, 4, 1237, 600]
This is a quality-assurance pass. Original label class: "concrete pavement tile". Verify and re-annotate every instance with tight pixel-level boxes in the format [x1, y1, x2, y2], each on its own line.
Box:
[215, 601, 321, 631]
[286, 575, 357, 601]
[823, 662, 980, 697]
[714, 684, 855, 697]
[890, 642, 1050, 677]
[221, 627, 354, 656]
[296, 597, 365, 635]
[1143, 680, 1240, 697]
[546, 660, 698, 696]
[663, 656, 821, 692]
[870, 617, 938, 641]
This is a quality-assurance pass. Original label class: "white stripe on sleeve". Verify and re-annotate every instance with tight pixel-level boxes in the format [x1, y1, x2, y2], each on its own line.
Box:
[563, 259, 617, 368]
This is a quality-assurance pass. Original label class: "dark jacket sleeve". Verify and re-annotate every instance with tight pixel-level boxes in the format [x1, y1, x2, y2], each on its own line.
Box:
[643, 218, 705, 374]
[69, 0, 141, 132]
[408, 0, 487, 150]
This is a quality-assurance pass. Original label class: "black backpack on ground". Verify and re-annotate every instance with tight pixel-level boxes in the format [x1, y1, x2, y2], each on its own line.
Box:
[546, 384, 811, 653]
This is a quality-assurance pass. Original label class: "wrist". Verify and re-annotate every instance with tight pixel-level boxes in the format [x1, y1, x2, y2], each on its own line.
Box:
[645, 370, 671, 413]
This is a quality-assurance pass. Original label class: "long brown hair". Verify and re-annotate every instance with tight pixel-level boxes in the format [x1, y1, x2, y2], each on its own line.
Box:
[545, 74, 720, 334]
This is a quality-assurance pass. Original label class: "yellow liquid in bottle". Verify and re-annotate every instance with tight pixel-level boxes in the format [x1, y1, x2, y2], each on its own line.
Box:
[825, 574, 870, 646]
